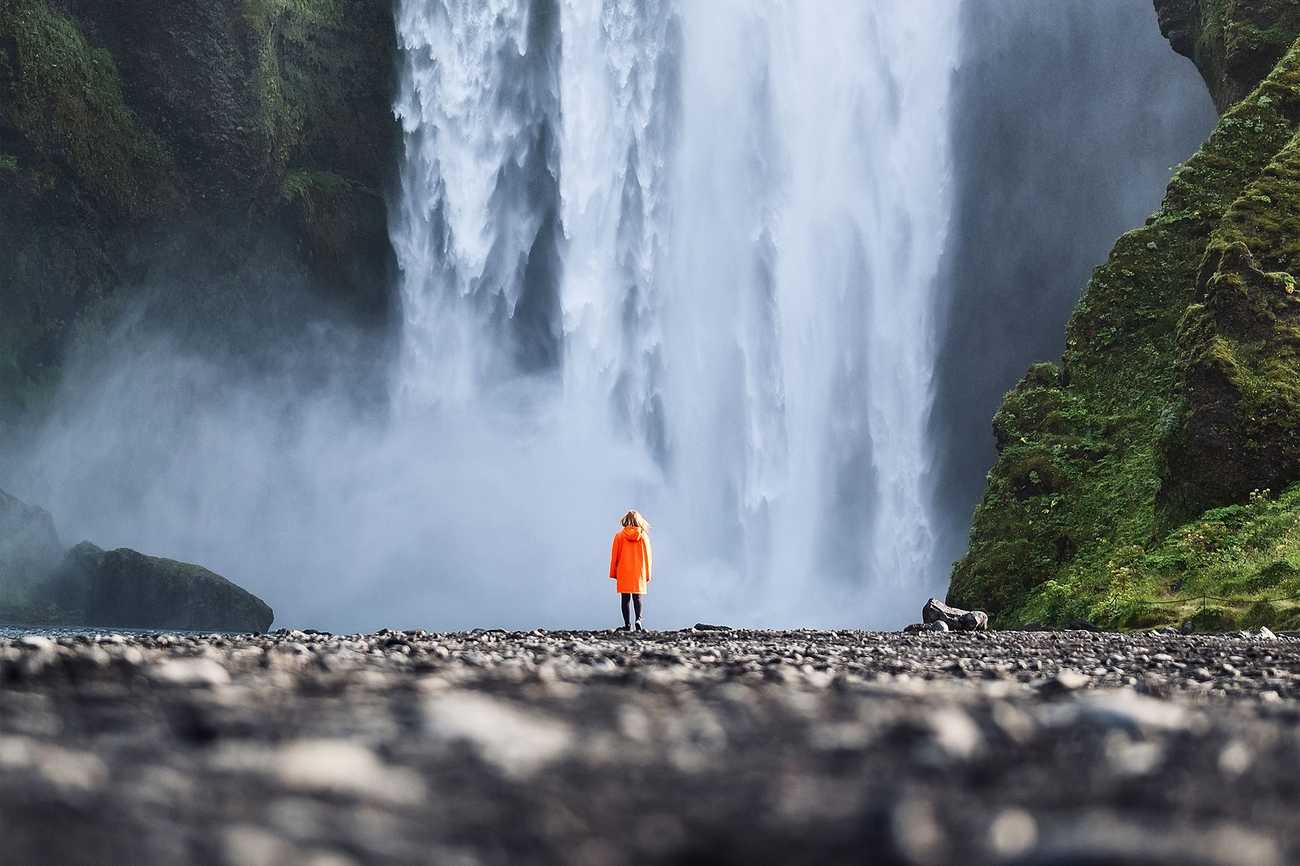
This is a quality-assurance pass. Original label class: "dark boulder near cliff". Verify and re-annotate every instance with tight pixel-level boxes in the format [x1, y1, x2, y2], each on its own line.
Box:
[0, 487, 273, 632]
[43, 542, 274, 633]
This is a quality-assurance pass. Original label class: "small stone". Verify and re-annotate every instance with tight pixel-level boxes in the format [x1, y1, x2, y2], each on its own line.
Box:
[148, 658, 231, 687]
[1042, 669, 1089, 693]
[426, 691, 572, 778]
[223, 826, 294, 866]
[272, 739, 424, 805]
[1219, 740, 1252, 775]
[1053, 689, 1191, 733]
[890, 797, 944, 863]
[928, 707, 981, 758]
[989, 808, 1037, 858]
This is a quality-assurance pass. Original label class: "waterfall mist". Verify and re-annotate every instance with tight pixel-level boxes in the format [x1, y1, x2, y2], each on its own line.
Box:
[1, 1, 1214, 632]
[389, 0, 959, 629]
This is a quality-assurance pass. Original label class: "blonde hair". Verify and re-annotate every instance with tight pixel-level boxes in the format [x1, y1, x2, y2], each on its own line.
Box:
[621, 510, 651, 531]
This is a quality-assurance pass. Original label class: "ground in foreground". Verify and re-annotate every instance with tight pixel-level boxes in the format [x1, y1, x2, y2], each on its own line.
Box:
[1, 627, 1298, 865]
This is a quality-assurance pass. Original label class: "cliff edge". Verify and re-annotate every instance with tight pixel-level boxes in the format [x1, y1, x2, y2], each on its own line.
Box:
[952, 0, 1300, 630]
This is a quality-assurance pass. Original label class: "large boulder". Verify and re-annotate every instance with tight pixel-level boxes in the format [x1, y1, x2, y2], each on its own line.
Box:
[0, 488, 62, 602]
[46, 542, 273, 633]
[922, 598, 990, 632]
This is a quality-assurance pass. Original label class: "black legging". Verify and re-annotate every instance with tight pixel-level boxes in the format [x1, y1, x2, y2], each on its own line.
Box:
[621, 593, 643, 626]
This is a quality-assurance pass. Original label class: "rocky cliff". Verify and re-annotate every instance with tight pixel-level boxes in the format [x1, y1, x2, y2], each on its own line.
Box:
[952, 0, 1300, 630]
[0, 0, 398, 422]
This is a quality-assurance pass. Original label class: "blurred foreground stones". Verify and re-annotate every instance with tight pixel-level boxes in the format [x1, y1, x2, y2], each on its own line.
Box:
[1, 627, 1299, 865]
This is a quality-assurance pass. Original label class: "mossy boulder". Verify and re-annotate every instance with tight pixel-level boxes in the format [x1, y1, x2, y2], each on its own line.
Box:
[46, 542, 274, 632]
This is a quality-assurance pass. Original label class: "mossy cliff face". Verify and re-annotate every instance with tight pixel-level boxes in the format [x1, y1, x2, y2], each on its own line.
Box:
[0, 0, 397, 420]
[951, 10, 1300, 630]
[1157, 0, 1300, 112]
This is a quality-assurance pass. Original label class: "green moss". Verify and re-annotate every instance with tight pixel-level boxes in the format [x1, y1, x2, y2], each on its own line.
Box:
[1178, 0, 1300, 109]
[281, 168, 359, 203]
[1185, 605, 1241, 632]
[1049, 480, 1300, 631]
[0, 154, 16, 172]
[0, 0, 171, 214]
[952, 38, 1300, 631]
[1160, 129, 1300, 522]
[242, 0, 344, 179]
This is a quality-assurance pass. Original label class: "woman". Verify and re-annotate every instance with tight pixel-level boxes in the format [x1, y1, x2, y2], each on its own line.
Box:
[609, 510, 652, 631]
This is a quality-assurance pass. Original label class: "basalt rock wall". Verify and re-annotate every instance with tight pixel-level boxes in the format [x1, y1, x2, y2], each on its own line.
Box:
[0, 0, 399, 423]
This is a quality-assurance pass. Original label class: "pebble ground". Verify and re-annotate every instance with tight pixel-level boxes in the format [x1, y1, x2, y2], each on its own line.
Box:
[1, 626, 1299, 865]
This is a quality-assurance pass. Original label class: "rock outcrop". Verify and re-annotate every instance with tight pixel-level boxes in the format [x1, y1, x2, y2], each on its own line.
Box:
[0, 487, 273, 631]
[42, 543, 274, 633]
[0, 0, 398, 421]
[1156, 0, 1300, 112]
[922, 598, 990, 631]
[952, 6, 1300, 629]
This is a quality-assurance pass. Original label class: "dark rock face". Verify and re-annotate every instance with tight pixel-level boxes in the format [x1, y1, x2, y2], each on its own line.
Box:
[0, 627, 1296, 865]
[0, 486, 272, 631]
[0, 0, 398, 421]
[48, 543, 274, 632]
[1155, 0, 1300, 112]
[0, 488, 62, 600]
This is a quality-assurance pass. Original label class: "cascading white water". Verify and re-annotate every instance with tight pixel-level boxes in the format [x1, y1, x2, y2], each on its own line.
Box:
[393, 0, 959, 627]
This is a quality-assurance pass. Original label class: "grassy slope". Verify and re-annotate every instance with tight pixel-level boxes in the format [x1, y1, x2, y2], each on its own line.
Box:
[951, 40, 1300, 631]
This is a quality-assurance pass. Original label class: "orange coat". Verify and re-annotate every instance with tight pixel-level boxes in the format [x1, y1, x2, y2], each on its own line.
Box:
[609, 526, 652, 594]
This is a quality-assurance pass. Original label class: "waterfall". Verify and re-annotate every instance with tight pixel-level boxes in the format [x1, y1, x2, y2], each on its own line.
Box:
[393, 0, 960, 627]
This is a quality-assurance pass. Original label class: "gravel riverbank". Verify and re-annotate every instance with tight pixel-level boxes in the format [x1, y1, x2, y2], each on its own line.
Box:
[1, 627, 1298, 865]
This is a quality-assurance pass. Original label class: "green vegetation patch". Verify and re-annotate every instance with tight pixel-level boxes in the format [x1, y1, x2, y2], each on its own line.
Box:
[242, 0, 344, 177]
[0, 0, 171, 214]
[1160, 111, 1300, 523]
[1012, 485, 1300, 631]
[1191, 0, 1300, 108]
[951, 40, 1300, 632]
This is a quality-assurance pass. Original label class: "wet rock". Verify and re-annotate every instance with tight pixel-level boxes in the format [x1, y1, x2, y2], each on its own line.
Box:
[904, 620, 950, 634]
[1039, 669, 1089, 695]
[923, 598, 989, 631]
[56, 545, 273, 633]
